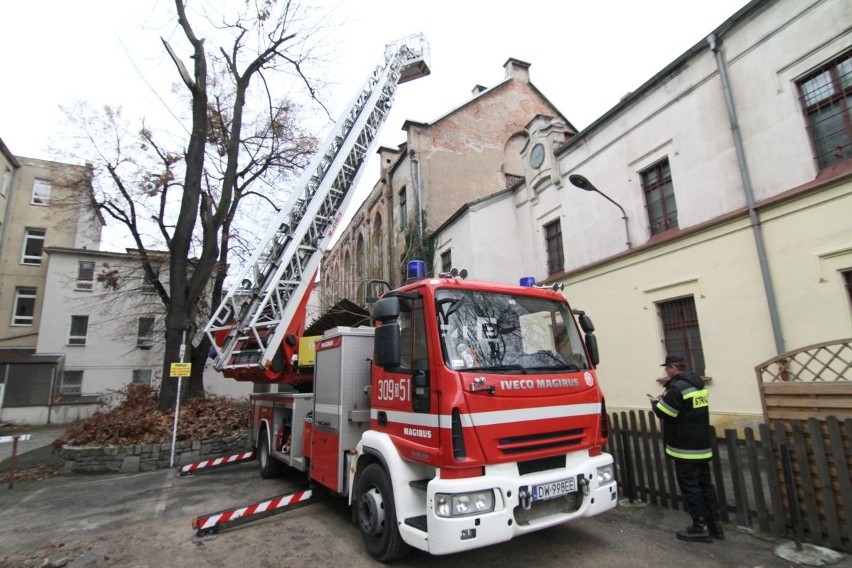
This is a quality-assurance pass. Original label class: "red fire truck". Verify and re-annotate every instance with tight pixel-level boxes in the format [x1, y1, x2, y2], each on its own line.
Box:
[196, 34, 617, 561]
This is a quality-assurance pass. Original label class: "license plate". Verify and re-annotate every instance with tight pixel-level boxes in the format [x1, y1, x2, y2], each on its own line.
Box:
[532, 477, 576, 501]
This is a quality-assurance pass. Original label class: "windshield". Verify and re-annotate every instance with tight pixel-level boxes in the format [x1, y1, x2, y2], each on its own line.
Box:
[435, 289, 590, 373]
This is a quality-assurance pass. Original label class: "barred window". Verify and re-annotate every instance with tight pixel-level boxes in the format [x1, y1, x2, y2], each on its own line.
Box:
[641, 159, 678, 235]
[657, 296, 705, 376]
[798, 50, 852, 169]
[61, 370, 83, 396]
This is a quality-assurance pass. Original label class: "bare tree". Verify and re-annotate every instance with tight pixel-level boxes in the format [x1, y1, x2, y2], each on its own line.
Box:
[55, 0, 328, 410]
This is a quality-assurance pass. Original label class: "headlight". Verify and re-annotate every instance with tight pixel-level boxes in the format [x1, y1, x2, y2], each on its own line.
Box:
[596, 463, 615, 485]
[435, 490, 495, 518]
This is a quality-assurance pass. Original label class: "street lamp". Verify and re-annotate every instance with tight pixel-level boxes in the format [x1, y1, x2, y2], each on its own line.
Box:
[568, 174, 632, 249]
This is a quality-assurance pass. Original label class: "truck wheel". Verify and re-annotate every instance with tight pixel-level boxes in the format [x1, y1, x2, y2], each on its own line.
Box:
[356, 464, 409, 561]
[258, 429, 285, 479]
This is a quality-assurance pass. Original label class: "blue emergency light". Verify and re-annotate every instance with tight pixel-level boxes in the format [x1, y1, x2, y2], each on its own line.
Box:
[519, 277, 536, 287]
[406, 260, 427, 282]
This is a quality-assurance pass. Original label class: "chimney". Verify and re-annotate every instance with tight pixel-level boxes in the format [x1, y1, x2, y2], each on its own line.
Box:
[503, 58, 531, 83]
[471, 84, 487, 96]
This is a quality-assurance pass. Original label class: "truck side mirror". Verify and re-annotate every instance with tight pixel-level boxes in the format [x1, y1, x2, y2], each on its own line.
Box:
[373, 296, 400, 322]
[585, 333, 600, 367]
[578, 313, 595, 333]
[374, 320, 401, 368]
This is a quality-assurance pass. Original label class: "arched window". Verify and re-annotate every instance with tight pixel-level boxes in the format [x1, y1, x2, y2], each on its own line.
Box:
[372, 212, 383, 280]
[356, 234, 366, 302]
[344, 251, 352, 298]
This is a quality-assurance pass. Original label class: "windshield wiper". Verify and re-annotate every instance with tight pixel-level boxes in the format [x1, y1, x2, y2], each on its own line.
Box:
[463, 364, 527, 374]
[526, 364, 582, 372]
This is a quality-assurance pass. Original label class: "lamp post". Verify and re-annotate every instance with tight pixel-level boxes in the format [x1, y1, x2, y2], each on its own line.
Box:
[568, 174, 632, 249]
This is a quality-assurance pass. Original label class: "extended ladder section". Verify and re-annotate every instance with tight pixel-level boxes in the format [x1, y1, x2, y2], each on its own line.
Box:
[205, 34, 430, 381]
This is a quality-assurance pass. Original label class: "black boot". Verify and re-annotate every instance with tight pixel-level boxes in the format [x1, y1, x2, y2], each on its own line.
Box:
[708, 510, 725, 540]
[676, 523, 713, 543]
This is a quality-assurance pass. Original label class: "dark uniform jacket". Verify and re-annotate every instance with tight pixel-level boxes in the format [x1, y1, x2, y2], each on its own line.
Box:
[651, 370, 712, 461]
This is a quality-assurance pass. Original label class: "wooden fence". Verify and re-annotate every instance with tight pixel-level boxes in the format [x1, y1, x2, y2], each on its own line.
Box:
[606, 410, 852, 553]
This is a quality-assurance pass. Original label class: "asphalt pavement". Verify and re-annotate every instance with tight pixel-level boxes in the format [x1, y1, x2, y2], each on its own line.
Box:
[0, 429, 850, 567]
[0, 456, 849, 567]
[0, 426, 65, 471]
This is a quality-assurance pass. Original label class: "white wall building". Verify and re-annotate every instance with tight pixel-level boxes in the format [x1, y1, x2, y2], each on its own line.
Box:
[19, 247, 251, 424]
[432, 0, 852, 431]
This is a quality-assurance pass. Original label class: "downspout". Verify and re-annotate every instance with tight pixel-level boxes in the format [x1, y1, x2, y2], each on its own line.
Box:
[708, 33, 785, 355]
[0, 167, 17, 251]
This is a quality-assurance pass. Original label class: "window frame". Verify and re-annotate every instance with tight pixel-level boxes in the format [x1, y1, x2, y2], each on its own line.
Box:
[543, 219, 564, 275]
[797, 50, 852, 169]
[440, 249, 452, 273]
[142, 265, 161, 294]
[12, 287, 37, 326]
[137, 316, 155, 348]
[31, 179, 51, 205]
[76, 260, 96, 291]
[21, 228, 46, 265]
[68, 315, 89, 346]
[398, 187, 408, 232]
[657, 295, 706, 376]
[1, 166, 11, 197]
[641, 158, 678, 235]
[60, 370, 83, 396]
[132, 369, 153, 385]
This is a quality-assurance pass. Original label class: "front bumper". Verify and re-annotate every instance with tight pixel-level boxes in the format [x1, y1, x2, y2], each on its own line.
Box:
[415, 451, 618, 556]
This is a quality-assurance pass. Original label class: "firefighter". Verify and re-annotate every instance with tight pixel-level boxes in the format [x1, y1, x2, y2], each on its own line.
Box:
[649, 355, 724, 543]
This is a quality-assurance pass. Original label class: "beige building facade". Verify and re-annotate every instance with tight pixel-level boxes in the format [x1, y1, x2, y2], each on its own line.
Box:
[0, 147, 105, 422]
[431, 0, 852, 431]
[319, 59, 573, 310]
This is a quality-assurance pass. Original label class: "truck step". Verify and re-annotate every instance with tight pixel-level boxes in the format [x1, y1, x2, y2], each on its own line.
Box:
[404, 515, 427, 532]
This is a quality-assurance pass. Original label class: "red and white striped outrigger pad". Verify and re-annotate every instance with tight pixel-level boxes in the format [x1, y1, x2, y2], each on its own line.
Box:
[178, 451, 255, 475]
[193, 489, 315, 536]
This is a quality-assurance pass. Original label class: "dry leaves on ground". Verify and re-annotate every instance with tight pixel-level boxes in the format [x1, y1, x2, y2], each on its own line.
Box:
[51, 384, 247, 450]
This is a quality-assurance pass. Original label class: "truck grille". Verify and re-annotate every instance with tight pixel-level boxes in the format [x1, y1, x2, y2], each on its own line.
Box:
[499, 428, 584, 457]
[517, 455, 566, 476]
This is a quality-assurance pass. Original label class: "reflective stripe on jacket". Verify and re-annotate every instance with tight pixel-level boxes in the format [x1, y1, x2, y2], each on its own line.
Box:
[651, 370, 712, 462]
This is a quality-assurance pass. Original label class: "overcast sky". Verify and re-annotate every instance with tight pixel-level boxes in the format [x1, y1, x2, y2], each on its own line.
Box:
[0, 0, 750, 247]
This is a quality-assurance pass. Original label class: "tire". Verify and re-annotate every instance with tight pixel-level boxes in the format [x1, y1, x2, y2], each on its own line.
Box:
[356, 463, 409, 561]
[258, 428, 285, 479]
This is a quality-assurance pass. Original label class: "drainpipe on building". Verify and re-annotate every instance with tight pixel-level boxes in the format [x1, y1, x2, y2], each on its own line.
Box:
[47, 366, 56, 425]
[0, 167, 17, 251]
[708, 33, 785, 355]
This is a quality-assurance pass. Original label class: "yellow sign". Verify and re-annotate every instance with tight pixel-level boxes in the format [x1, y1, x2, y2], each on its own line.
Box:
[170, 362, 192, 377]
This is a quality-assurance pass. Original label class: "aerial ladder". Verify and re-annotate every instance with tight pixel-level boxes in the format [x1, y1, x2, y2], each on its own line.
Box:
[204, 34, 430, 383]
